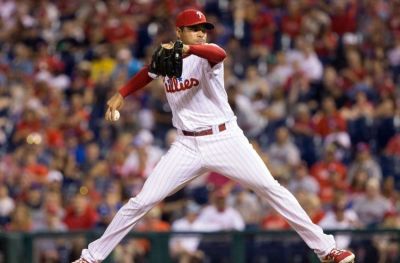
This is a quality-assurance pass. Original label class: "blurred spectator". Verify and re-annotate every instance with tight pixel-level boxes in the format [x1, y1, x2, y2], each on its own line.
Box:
[261, 87, 287, 125]
[170, 201, 205, 263]
[297, 39, 323, 82]
[384, 134, 400, 157]
[10, 43, 34, 78]
[374, 97, 396, 152]
[267, 51, 292, 90]
[313, 96, 347, 139]
[248, 2, 276, 49]
[33, 190, 65, 231]
[381, 176, 400, 211]
[196, 188, 244, 231]
[87, 160, 112, 199]
[12, 109, 43, 146]
[310, 145, 348, 204]
[7, 202, 32, 231]
[374, 212, 400, 263]
[297, 191, 325, 224]
[96, 188, 122, 229]
[121, 129, 164, 178]
[280, 0, 303, 41]
[352, 178, 392, 228]
[286, 61, 316, 110]
[80, 142, 101, 173]
[0, 185, 15, 228]
[227, 84, 267, 138]
[340, 49, 366, 92]
[125, 206, 171, 262]
[303, 8, 335, 64]
[103, 13, 136, 45]
[63, 193, 98, 230]
[319, 190, 360, 249]
[289, 103, 318, 165]
[349, 169, 369, 196]
[341, 91, 374, 145]
[232, 188, 262, 229]
[205, 171, 235, 193]
[329, 0, 357, 36]
[388, 33, 400, 83]
[377, 135, 400, 189]
[260, 208, 290, 230]
[320, 66, 346, 109]
[347, 142, 382, 184]
[136, 204, 171, 232]
[111, 48, 143, 83]
[46, 170, 64, 192]
[24, 183, 45, 226]
[33, 203, 68, 263]
[196, 189, 244, 263]
[288, 161, 320, 196]
[90, 45, 116, 83]
[239, 65, 270, 99]
[268, 126, 300, 173]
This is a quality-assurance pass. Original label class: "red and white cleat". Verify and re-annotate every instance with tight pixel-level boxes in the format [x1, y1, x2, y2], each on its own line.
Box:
[321, 248, 355, 263]
[71, 258, 90, 263]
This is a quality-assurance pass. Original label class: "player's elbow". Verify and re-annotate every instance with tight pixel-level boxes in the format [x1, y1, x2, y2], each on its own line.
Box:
[209, 44, 227, 63]
[216, 49, 227, 62]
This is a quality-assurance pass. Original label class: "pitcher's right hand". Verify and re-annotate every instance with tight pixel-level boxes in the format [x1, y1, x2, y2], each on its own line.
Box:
[105, 93, 124, 121]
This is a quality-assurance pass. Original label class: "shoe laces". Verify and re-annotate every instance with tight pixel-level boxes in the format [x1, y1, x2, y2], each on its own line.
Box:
[328, 249, 345, 257]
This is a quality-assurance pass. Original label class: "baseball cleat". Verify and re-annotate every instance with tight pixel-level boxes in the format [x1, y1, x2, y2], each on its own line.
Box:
[71, 258, 90, 263]
[321, 248, 355, 263]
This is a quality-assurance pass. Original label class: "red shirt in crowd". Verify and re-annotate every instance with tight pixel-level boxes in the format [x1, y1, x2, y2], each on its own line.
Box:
[64, 205, 98, 230]
[261, 213, 290, 229]
[313, 113, 347, 138]
[330, 2, 357, 35]
[281, 14, 302, 38]
[310, 161, 347, 204]
[251, 11, 276, 48]
[385, 134, 400, 157]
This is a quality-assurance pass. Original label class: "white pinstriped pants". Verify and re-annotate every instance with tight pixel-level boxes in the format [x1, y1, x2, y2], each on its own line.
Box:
[81, 121, 335, 262]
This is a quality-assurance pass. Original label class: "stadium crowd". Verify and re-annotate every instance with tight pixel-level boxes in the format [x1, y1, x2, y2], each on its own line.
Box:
[0, 0, 400, 262]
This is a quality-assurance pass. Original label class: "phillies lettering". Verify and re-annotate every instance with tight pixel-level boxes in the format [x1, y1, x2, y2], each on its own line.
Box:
[164, 78, 199, 93]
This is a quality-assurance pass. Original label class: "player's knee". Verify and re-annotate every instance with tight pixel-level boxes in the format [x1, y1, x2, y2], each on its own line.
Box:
[130, 196, 157, 211]
[254, 179, 283, 194]
[120, 197, 152, 216]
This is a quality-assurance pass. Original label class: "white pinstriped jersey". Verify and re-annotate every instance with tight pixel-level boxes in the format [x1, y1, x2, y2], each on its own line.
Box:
[81, 44, 339, 263]
[162, 49, 235, 131]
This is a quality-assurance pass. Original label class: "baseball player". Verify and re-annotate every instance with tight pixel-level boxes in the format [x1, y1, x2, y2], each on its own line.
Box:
[73, 9, 355, 263]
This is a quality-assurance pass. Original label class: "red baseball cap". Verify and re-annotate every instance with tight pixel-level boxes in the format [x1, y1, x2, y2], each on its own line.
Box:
[175, 9, 214, 30]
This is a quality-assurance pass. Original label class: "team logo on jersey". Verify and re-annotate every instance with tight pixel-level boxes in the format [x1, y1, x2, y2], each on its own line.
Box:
[164, 77, 199, 93]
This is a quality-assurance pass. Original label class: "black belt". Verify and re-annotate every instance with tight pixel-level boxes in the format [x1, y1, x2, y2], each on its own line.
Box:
[182, 123, 226, 136]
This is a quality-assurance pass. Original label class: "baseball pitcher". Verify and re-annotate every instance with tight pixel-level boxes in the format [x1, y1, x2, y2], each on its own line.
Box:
[73, 9, 355, 263]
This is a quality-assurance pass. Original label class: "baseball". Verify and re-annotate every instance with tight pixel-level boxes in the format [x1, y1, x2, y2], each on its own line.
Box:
[112, 110, 120, 121]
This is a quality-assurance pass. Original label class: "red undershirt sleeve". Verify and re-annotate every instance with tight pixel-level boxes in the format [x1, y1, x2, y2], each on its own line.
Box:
[118, 66, 153, 98]
[118, 44, 226, 97]
[188, 44, 227, 67]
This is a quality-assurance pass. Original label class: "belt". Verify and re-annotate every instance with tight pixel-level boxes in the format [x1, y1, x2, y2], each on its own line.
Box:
[182, 123, 226, 136]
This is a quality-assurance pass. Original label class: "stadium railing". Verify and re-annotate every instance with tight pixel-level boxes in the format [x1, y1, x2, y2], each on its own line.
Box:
[0, 229, 399, 263]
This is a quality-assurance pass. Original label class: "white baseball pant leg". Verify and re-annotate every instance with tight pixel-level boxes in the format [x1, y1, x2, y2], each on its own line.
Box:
[81, 137, 205, 262]
[198, 122, 336, 258]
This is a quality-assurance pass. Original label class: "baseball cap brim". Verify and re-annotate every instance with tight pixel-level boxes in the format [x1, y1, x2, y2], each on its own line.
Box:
[195, 22, 215, 30]
[181, 22, 214, 30]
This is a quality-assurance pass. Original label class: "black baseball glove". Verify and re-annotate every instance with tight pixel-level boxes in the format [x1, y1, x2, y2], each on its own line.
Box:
[149, 40, 183, 78]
